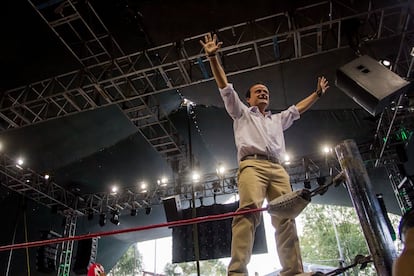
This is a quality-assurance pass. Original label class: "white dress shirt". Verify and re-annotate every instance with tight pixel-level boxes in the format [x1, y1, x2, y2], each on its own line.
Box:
[219, 83, 300, 162]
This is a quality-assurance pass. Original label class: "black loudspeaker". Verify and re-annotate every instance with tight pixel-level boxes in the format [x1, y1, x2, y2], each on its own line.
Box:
[172, 202, 267, 263]
[162, 195, 182, 222]
[36, 230, 61, 273]
[336, 55, 410, 116]
[73, 239, 94, 274]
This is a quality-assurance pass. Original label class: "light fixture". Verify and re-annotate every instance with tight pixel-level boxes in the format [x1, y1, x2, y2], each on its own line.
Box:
[111, 185, 118, 194]
[145, 206, 152, 215]
[140, 181, 147, 193]
[17, 158, 24, 165]
[44, 174, 50, 180]
[304, 180, 311, 189]
[192, 171, 200, 183]
[216, 163, 226, 176]
[87, 209, 94, 221]
[228, 178, 237, 190]
[183, 98, 195, 106]
[110, 210, 120, 225]
[212, 181, 221, 193]
[158, 177, 168, 187]
[283, 153, 291, 165]
[130, 208, 137, 216]
[380, 59, 392, 69]
[322, 145, 332, 154]
[99, 213, 106, 227]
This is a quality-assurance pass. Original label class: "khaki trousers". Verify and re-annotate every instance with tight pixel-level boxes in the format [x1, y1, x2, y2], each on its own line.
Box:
[228, 159, 304, 276]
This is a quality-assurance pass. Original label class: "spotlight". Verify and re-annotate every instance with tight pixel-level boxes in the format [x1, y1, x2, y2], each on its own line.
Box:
[111, 185, 118, 194]
[110, 210, 120, 225]
[283, 154, 291, 165]
[44, 174, 50, 180]
[317, 176, 327, 186]
[87, 209, 94, 221]
[380, 59, 392, 69]
[145, 206, 152, 215]
[192, 172, 200, 183]
[17, 158, 24, 166]
[140, 182, 147, 193]
[322, 146, 332, 154]
[216, 163, 226, 176]
[130, 208, 137, 216]
[304, 180, 311, 189]
[229, 178, 237, 190]
[157, 177, 168, 187]
[99, 213, 106, 227]
[212, 181, 221, 193]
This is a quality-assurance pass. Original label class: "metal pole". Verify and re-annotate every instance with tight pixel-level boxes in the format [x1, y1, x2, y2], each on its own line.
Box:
[334, 139, 397, 275]
[186, 103, 201, 276]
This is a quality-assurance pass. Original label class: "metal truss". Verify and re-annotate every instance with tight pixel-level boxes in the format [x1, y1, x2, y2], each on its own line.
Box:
[0, 153, 84, 215]
[0, 0, 412, 216]
[57, 214, 77, 276]
[0, 145, 340, 217]
[1, 1, 412, 163]
[24, 0, 187, 164]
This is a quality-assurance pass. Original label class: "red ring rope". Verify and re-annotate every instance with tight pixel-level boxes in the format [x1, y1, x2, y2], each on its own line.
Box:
[0, 207, 268, 252]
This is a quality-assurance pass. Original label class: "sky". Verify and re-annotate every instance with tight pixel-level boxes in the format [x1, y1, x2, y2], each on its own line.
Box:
[137, 199, 305, 276]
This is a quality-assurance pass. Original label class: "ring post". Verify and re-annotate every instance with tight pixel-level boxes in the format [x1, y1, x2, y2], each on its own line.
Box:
[334, 139, 397, 275]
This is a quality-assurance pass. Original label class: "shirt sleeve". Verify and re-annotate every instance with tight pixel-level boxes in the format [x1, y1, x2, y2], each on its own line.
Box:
[280, 105, 300, 130]
[219, 83, 247, 119]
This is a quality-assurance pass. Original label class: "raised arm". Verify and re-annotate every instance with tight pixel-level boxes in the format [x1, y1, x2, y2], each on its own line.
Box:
[296, 76, 329, 114]
[200, 33, 228, 89]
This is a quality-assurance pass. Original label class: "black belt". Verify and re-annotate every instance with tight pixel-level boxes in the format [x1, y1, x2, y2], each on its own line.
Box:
[241, 154, 280, 164]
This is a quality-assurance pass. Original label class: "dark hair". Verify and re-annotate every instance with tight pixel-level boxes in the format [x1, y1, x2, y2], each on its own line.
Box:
[399, 209, 414, 242]
[245, 82, 268, 99]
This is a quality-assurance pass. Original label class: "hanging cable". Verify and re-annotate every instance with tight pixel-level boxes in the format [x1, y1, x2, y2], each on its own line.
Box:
[24, 209, 31, 276]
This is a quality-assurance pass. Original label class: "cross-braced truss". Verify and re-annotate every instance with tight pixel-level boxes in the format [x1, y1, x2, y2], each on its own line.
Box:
[0, 0, 413, 215]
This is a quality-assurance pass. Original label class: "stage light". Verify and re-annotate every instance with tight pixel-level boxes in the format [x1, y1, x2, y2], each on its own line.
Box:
[212, 181, 221, 193]
[283, 153, 291, 165]
[111, 185, 118, 194]
[317, 176, 327, 186]
[99, 213, 106, 227]
[380, 59, 392, 69]
[17, 158, 24, 165]
[322, 145, 332, 154]
[304, 180, 311, 189]
[229, 178, 237, 189]
[192, 171, 200, 183]
[0, 142, 3, 151]
[216, 163, 226, 176]
[158, 177, 168, 186]
[110, 210, 120, 225]
[130, 208, 137, 216]
[87, 209, 94, 221]
[140, 181, 147, 193]
[145, 206, 152, 215]
[44, 174, 50, 180]
[183, 98, 195, 106]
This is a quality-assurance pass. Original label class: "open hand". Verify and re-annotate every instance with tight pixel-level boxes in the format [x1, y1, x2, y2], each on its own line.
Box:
[317, 76, 330, 96]
[199, 33, 223, 56]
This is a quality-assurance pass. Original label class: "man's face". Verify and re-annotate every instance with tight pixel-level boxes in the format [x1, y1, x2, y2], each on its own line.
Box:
[247, 84, 269, 109]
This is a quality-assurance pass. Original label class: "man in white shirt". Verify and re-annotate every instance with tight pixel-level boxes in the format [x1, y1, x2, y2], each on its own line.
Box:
[200, 33, 329, 276]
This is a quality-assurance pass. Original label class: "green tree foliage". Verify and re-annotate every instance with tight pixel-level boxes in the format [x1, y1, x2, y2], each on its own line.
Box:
[299, 204, 375, 275]
[108, 245, 143, 276]
[164, 259, 227, 276]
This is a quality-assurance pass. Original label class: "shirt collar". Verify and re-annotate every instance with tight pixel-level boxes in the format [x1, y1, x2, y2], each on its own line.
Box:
[249, 106, 272, 117]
